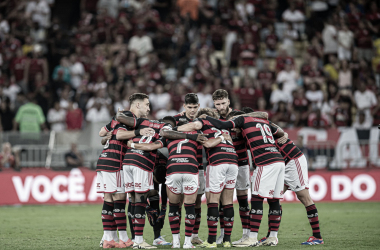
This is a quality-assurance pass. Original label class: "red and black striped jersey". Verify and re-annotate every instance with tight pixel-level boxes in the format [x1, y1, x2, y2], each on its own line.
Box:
[196, 144, 204, 170]
[231, 116, 284, 167]
[161, 130, 201, 175]
[218, 108, 239, 121]
[196, 118, 238, 166]
[230, 130, 249, 166]
[96, 112, 135, 172]
[123, 118, 172, 172]
[174, 113, 194, 124]
[275, 138, 304, 165]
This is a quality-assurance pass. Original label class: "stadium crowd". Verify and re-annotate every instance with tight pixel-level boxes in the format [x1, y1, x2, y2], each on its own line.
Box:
[0, 0, 379, 133]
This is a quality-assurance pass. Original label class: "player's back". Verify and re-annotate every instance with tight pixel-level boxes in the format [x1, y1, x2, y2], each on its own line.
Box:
[97, 116, 130, 172]
[164, 130, 200, 175]
[197, 118, 238, 166]
[235, 116, 283, 167]
[275, 138, 303, 165]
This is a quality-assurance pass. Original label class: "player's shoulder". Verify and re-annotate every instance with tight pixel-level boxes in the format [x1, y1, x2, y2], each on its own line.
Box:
[121, 110, 136, 118]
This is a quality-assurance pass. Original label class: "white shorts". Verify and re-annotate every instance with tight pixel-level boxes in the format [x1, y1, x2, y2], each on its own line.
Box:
[166, 173, 199, 195]
[251, 162, 285, 199]
[198, 170, 205, 195]
[235, 165, 250, 190]
[96, 170, 124, 194]
[123, 165, 154, 193]
[284, 155, 309, 192]
[206, 164, 238, 194]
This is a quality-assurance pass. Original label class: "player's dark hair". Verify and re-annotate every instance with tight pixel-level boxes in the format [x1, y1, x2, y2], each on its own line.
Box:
[241, 107, 254, 113]
[177, 121, 188, 126]
[162, 116, 176, 127]
[129, 93, 149, 105]
[184, 93, 199, 104]
[212, 89, 229, 100]
[196, 108, 218, 119]
[226, 111, 245, 120]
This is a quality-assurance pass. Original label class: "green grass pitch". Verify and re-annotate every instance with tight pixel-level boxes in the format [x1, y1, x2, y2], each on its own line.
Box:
[1, 202, 380, 249]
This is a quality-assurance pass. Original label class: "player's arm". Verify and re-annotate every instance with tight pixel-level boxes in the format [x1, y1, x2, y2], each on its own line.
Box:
[240, 111, 269, 120]
[271, 122, 288, 144]
[127, 140, 163, 151]
[202, 133, 232, 148]
[116, 111, 137, 127]
[116, 127, 155, 140]
[101, 132, 112, 145]
[269, 122, 285, 138]
[99, 127, 108, 137]
[177, 121, 203, 132]
[160, 129, 208, 143]
[205, 116, 235, 129]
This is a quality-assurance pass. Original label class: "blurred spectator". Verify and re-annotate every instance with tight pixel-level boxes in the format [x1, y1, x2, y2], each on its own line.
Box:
[354, 81, 377, 125]
[0, 142, 19, 171]
[26, 0, 51, 28]
[149, 85, 171, 111]
[52, 57, 71, 84]
[177, 0, 199, 21]
[65, 143, 83, 168]
[0, 13, 10, 40]
[338, 60, 352, 95]
[355, 21, 373, 62]
[197, 84, 213, 108]
[257, 59, 275, 105]
[156, 102, 177, 119]
[86, 101, 111, 123]
[303, 56, 325, 86]
[69, 54, 85, 89]
[264, 24, 278, 58]
[271, 101, 290, 128]
[47, 101, 66, 132]
[324, 55, 339, 82]
[353, 110, 372, 129]
[282, 2, 305, 33]
[308, 109, 330, 129]
[333, 96, 353, 127]
[281, 23, 299, 57]
[234, 77, 262, 109]
[14, 98, 47, 133]
[66, 102, 83, 130]
[24, 46, 48, 91]
[337, 24, 354, 60]
[322, 19, 338, 60]
[128, 27, 153, 67]
[3, 75, 21, 106]
[276, 62, 298, 97]
[270, 83, 291, 108]
[0, 97, 15, 132]
[238, 32, 257, 78]
[10, 49, 27, 91]
[97, 0, 119, 19]
[293, 88, 310, 127]
[306, 83, 324, 109]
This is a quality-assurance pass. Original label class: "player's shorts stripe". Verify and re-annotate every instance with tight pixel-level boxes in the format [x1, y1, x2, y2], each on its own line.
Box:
[254, 166, 262, 192]
[295, 158, 305, 186]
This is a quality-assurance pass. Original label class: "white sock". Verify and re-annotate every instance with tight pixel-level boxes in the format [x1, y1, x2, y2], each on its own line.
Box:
[112, 231, 119, 241]
[185, 236, 192, 245]
[243, 229, 249, 235]
[104, 231, 113, 241]
[249, 232, 258, 239]
[119, 231, 129, 242]
[269, 231, 278, 238]
[173, 234, 180, 245]
[191, 234, 198, 239]
[135, 235, 143, 244]
[220, 229, 224, 235]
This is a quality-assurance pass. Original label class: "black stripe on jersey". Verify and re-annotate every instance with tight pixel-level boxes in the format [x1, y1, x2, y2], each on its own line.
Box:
[275, 138, 303, 165]
[231, 131, 249, 166]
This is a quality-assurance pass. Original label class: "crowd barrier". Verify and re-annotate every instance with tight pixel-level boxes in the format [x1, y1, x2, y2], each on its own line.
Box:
[0, 168, 379, 206]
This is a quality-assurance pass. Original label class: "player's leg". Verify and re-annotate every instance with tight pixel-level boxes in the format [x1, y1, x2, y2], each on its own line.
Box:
[131, 167, 156, 249]
[233, 165, 251, 244]
[98, 170, 122, 248]
[191, 169, 205, 244]
[216, 200, 224, 244]
[124, 165, 136, 243]
[127, 195, 135, 241]
[166, 174, 183, 249]
[149, 188, 171, 246]
[292, 156, 324, 245]
[261, 162, 285, 246]
[182, 174, 199, 249]
[200, 165, 225, 248]
[219, 164, 238, 247]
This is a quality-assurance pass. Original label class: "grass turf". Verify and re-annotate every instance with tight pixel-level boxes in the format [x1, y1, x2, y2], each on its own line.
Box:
[0, 202, 379, 249]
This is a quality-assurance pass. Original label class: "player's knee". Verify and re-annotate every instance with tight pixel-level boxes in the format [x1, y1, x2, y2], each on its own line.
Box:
[104, 193, 113, 202]
[297, 192, 313, 206]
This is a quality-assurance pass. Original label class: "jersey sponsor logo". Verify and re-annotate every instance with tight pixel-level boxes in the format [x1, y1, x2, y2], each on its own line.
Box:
[114, 209, 120, 213]
[125, 182, 134, 188]
[251, 209, 263, 214]
[100, 153, 107, 158]
[184, 186, 194, 191]
[179, 118, 188, 122]
[102, 210, 108, 214]
[265, 147, 279, 152]
[207, 216, 218, 221]
[226, 179, 236, 185]
[186, 214, 195, 219]
[108, 211, 113, 215]
[135, 214, 142, 218]
[221, 147, 236, 153]
[172, 158, 189, 163]
[225, 223, 232, 226]
[307, 213, 318, 218]
[168, 186, 178, 192]
[135, 183, 142, 188]
[130, 149, 144, 155]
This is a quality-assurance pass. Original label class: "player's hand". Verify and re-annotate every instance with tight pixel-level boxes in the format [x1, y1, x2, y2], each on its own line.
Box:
[224, 133, 233, 143]
[277, 132, 288, 144]
[127, 140, 134, 147]
[196, 134, 208, 142]
[157, 205, 167, 226]
[231, 128, 242, 134]
[105, 131, 112, 140]
[177, 111, 185, 116]
[198, 114, 207, 119]
[140, 127, 155, 137]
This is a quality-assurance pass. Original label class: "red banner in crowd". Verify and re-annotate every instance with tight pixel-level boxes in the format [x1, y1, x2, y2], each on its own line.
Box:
[0, 168, 379, 205]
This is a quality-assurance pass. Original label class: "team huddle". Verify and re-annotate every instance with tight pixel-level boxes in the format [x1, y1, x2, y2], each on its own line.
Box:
[96, 90, 324, 249]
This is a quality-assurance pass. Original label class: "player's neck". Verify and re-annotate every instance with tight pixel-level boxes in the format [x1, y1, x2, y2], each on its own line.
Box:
[221, 107, 232, 119]
[185, 112, 193, 121]
[129, 108, 139, 117]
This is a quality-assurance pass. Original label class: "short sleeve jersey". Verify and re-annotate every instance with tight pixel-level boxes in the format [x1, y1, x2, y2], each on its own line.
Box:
[96, 111, 135, 172]
[161, 128, 201, 175]
[275, 138, 303, 165]
[123, 118, 172, 172]
[174, 113, 193, 124]
[231, 116, 284, 167]
[196, 118, 238, 166]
